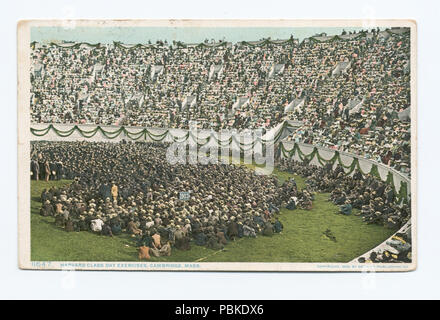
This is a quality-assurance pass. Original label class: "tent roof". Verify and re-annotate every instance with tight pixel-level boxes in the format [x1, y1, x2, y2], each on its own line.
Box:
[262, 120, 303, 141]
[398, 107, 411, 122]
[211, 64, 223, 72]
[284, 98, 304, 112]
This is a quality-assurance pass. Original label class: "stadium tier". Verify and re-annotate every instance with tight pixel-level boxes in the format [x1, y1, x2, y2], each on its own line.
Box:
[30, 27, 411, 175]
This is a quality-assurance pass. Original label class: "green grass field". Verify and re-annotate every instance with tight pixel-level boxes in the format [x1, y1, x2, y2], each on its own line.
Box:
[31, 167, 396, 262]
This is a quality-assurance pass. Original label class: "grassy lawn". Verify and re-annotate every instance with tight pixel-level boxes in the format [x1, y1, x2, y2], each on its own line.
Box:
[31, 169, 396, 262]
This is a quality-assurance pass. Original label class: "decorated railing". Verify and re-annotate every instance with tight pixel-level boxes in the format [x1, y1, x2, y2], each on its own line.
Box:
[280, 141, 410, 204]
[30, 122, 410, 203]
[29, 121, 302, 151]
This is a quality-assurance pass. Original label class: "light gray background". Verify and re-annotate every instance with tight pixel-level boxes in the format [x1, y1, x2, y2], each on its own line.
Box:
[1, 0, 439, 299]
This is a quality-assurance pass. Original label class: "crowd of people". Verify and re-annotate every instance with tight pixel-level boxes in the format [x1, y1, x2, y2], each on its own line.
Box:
[30, 28, 411, 175]
[286, 27, 411, 175]
[279, 158, 412, 263]
[31, 140, 411, 262]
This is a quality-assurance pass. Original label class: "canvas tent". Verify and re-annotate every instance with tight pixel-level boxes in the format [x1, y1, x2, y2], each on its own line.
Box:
[77, 92, 90, 109]
[347, 97, 365, 115]
[232, 97, 250, 111]
[332, 60, 351, 76]
[33, 64, 44, 78]
[150, 65, 164, 80]
[92, 64, 104, 79]
[209, 64, 223, 81]
[378, 31, 391, 40]
[125, 93, 145, 108]
[268, 64, 285, 78]
[398, 107, 410, 122]
[404, 61, 410, 75]
[182, 96, 197, 110]
[284, 98, 305, 113]
[262, 120, 303, 142]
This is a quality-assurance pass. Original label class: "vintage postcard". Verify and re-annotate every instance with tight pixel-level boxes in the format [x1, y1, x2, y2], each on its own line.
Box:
[17, 19, 416, 271]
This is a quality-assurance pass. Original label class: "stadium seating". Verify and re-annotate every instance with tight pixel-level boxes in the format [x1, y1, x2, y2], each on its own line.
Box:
[30, 28, 411, 174]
